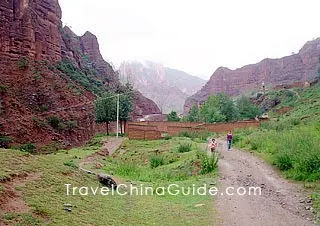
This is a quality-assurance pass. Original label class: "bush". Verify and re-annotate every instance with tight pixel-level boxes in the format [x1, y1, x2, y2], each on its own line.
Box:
[274, 153, 293, 171]
[46, 116, 77, 131]
[178, 143, 192, 153]
[149, 155, 165, 168]
[46, 116, 60, 129]
[178, 130, 212, 141]
[63, 160, 77, 168]
[0, 136, 12, 148]
[0, 85, 8, 93]
[17, 57, 29, 70]
[20, 143, 36, 153]
[196, 151, 219, 174]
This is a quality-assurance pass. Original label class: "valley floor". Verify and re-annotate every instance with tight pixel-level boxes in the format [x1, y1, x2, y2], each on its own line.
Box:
[0, 135, 318, 225]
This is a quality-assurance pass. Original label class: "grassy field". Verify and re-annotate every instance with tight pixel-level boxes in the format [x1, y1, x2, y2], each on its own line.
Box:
[232, 83, 320, 220]
[0, 136, 218, 225]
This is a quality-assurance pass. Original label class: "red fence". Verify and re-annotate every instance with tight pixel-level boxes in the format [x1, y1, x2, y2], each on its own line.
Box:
[127, 120, 260, 140]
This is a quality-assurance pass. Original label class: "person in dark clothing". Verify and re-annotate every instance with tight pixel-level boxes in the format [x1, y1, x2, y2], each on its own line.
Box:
[227, 131, 233, 151]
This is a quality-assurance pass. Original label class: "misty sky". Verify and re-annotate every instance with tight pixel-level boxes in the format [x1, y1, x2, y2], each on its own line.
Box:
[58, 0, 320, 79]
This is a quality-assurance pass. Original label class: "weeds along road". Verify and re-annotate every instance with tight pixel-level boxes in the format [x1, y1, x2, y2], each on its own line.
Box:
[215, 139, 316, 226]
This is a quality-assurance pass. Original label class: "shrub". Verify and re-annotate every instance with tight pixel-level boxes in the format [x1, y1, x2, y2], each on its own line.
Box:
[178, 143, 192, 153]
[46, 116, 76, 131]
[149, 155, 165, 168]
[196, 151, 219, 174]
[274, 153, 293, 171]
[63, 160, 77, 168]
[17, 57, 29, 70]
[20, 143, 36, 153]
[0, 136, 12, 148]
[46, 116, 60, 129]
[32, 117, 47, 128]
[0, 85, 8, 93]
[178, 130, 212, 141]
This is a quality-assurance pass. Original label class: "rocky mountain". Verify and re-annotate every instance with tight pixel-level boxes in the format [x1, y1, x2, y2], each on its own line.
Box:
[184, 39, 320, 113]
[119, 61, 206, 113]
[0, 0, 159, 149]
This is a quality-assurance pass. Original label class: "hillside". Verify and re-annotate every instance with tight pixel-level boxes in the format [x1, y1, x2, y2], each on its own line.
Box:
[119, 61, 206, 113]
[0, 0, 160, 149]
[184, 38, 320, 113]
[233, 83, 320, 220]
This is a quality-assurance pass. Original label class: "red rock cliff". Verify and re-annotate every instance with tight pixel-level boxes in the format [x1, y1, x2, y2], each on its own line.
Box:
[0, 0, 160, 149]
[184, 39, 320, 113]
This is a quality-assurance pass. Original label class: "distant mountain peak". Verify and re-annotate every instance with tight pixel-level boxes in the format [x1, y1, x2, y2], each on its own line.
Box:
[119, 61, 206, 113]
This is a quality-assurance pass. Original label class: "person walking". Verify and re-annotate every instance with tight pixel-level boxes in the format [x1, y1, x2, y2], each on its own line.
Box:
[227, 131, 233, 151]
[210, 138, 217, 153]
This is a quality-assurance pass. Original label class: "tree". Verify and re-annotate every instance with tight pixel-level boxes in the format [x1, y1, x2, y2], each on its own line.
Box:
[187, 104, 200, 122]
[119, 94, 133, 133]
[216, 93, 239, 122]
[199, 95, 226, 123]
[95, 93, 117, 135]
[167, 111, 180, 122]
[236, 95, 262, 120]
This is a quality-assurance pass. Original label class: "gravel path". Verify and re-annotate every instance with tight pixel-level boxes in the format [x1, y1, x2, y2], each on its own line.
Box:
[215, 139, 316, 226]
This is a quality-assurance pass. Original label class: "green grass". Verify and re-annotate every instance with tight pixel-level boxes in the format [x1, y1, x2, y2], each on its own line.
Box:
[0, 135, 217, 225]
[233, 83, 320, 221]
[178, 143, 192, 153]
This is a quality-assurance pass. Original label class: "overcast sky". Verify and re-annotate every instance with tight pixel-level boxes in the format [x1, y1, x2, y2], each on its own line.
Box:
[58, 0, 320, 79]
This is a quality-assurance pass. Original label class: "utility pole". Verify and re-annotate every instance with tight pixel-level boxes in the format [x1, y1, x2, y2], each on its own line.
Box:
[116, 93, 120, 138]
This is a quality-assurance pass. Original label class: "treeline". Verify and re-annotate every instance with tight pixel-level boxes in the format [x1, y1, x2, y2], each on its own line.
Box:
[95, 83, 134, 134]
[168, 93, 262, 123]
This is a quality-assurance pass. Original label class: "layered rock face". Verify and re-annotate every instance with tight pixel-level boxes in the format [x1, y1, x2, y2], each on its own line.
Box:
[184, 39, 320, 113]
[0, 0, 159, 149]
[119, 61, 206, 113]
[0, 0, 62, 62]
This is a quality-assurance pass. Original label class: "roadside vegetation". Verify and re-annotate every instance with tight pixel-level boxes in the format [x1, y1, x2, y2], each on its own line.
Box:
[182, 93, 262, 123]
[232, 83, 320, 219]
[0, 136, 219, 225]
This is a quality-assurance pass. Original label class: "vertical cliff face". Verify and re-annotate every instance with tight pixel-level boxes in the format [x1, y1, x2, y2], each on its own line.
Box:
[0, 0, 62, 62]
[184, 39, 320, 113]
[0, 0, 160, 149]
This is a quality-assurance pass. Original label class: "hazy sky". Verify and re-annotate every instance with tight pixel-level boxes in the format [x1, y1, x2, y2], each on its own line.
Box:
[58, 0, 320, 79]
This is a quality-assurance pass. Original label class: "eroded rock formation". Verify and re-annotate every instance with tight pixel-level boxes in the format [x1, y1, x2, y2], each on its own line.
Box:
[184, 39, 320, 113]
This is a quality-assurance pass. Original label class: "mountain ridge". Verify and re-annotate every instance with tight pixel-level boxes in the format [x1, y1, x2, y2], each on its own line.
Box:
[119, 61, 206, 113]
[184, 38, 320, 113]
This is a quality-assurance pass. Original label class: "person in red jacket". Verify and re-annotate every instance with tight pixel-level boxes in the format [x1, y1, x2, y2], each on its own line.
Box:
[210, 138, 217, 153]
[227, 131, 233, 151]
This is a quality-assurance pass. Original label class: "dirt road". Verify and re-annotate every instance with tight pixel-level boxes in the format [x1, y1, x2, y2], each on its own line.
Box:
[215, 140, 316, 226]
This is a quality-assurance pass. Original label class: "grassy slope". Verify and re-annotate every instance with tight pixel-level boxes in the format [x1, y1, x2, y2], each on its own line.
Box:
[0, 136, 217, 225]
[233, 83, 320, 220]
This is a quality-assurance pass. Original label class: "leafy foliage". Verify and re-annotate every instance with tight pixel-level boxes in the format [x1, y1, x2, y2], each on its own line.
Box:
[187, 105, 200, 122]
[167, 111, 180, 122]
[196, 151, 219, 174]
[234, 84, 320, 182]
[19, 143, 36, 154]
[55, 60, 105, 96]
[236, 95, 262, 120]
[178, 143, 192, 153]
[149, 155, 165, 168]
[17, 57, 29, 70]
[199, 95, 226, 123]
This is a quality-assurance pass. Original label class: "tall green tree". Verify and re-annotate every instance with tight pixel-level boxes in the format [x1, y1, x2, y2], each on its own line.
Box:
[187, 104, 200, 122]
[119, 94, 133, 133]
[167, 111, 180, 122]
[199, 95, 226, 123]
[236, 95, 262, 120]
[95, 93, 117, 135]
[216, 93, 239, 122]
